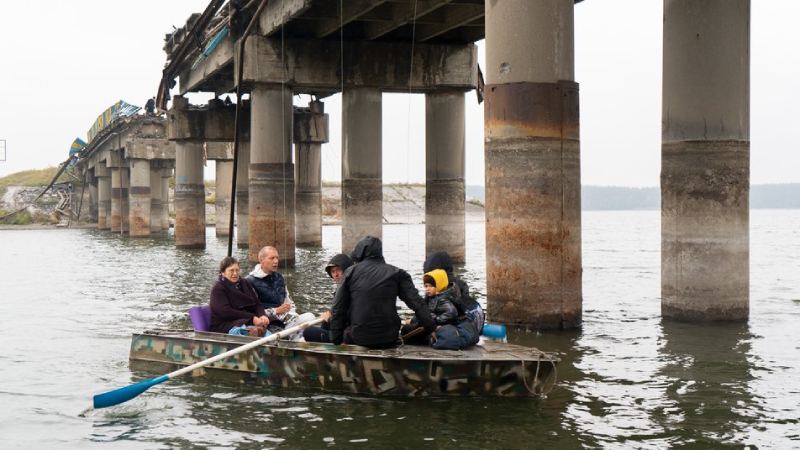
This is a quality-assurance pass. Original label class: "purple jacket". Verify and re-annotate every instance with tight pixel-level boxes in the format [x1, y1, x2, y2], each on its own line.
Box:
[209, 277, 266, 333]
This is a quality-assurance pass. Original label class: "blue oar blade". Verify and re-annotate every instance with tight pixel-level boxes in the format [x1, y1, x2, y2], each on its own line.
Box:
[93, 375, 169, 409]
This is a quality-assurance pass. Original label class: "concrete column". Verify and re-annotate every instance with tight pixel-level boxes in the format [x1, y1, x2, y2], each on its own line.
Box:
[120, 167, 130, 234]
[215, 160, 233, 237]
[88, 176, 99, 223]
[129, 159, 151, 237]
[161, 170, 171, 230]
[342, 87, 382, 254]
[249, 85, 295, 265]
[484, 0, 581, 329]
[295, 101, 327, 247]
[175, 142, 206, 248]
[110, 167, 122, 232]
[97, 175, 111, 230]
[425, 91, 466, 263]
[149, 166, 163, 232]
[662, 0, 750, 321]
[236, 142, 251, 248]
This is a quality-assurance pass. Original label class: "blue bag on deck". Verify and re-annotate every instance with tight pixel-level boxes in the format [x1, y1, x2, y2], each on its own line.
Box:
[431, 319, 480, 350]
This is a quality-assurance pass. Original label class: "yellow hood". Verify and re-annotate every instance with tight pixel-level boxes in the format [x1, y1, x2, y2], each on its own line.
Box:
[424, 269, 449, 293]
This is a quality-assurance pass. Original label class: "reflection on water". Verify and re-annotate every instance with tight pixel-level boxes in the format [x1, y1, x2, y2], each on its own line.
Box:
[1, 210, 799, 448]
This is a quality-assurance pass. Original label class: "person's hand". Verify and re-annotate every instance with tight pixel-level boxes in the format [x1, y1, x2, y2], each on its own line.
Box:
[275, 303, 291, 315]
[405, 318, 412, 325]
[253, 315, 269, 327]
[430, 331, 438, 344]
[320, 310, 332, 322]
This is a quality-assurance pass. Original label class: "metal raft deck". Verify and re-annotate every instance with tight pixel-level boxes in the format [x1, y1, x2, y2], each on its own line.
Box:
[129, 330, 559, 398]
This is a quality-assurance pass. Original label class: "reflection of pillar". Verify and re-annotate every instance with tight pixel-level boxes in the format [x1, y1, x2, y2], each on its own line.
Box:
[485, 0, 581, 329]
[425, 91, 465, 263]
[342, 87, 382, 254]
[149, 166, 162, 232]
[97, 173, 110, 230]
[129, 159, 151, 237]
[161, 169, 171, 230]
[662, 0, 750, 321]
[120, 167, 130, 234]
[215, 161, 233, 237]
[236, 142, 250, 248]
[110, 167, 122, 232]
[175, 142, 206, 248]
[249, 85, 295, 265]
[295, 101, 328, 247]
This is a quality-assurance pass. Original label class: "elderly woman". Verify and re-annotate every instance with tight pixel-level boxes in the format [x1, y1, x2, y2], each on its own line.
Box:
[210, 256, 270, 336]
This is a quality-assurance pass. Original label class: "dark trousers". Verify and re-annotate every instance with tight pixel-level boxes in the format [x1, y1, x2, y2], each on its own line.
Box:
[303, 326, 331, 343]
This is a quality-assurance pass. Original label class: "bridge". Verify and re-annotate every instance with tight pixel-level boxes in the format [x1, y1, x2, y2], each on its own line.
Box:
[74, 0, 750, 329]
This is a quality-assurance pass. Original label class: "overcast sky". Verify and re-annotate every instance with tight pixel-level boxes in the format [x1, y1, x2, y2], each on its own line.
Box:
[1, 1, 797, 187]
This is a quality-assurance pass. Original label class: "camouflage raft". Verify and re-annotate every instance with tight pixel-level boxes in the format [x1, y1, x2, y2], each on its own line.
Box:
[129, 330, 559, 397]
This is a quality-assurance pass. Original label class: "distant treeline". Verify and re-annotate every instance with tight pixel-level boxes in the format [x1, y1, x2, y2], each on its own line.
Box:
[466, 184, 800, 210]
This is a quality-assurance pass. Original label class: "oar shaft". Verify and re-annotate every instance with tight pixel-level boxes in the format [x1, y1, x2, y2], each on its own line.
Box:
[166, 317, 324, 380]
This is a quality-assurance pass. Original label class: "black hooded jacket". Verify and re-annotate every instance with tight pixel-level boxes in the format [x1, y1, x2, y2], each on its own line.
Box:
[330, 237, 436, 347]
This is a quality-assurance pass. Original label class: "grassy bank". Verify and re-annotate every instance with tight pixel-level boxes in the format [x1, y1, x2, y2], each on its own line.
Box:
[0, 167, 69, 197]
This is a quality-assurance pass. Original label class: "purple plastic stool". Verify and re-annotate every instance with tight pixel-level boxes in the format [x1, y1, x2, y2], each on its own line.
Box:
[188, 305, 212, 332]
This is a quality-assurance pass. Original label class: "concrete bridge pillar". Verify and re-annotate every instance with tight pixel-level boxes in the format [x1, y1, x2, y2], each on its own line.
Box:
[215, 160, 233, 237]
[662, 0, 750, 321]
[161, 168, 172, 230]
[249, 85, 295, 265]
[425, 91, 466, 263]
[484, 0, 582, 329]
[129, 159, 152, 237]
[235, 141, 250, 248]
[120, 167, 130, 234]
[96, 163, 111, 230]
[295, 100, 329, 247]
[174, 141, 206, 248]
[87, 170, 99, 223]
[110, 166, 125, 232]
[342, 87, 382, 254]
[149, 165, 163, 232]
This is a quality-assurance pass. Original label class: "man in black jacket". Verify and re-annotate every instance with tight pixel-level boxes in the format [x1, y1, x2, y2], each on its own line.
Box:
[330, 236, 436, 348]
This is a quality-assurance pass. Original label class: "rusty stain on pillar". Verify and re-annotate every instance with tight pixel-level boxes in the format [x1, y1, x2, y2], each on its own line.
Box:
[662, 0, 750, 321]
[426, 91, 466, 264]
[342, 88, 382, 254]
[249, 86, 295, 265]
[129, 159, 151, 237]
[174, 141, 206, 248]
[215, 160, 233, 237]
[484, 0, 581, 329]
[236, 142, 250, 248]
[149, 166, 163, 232]
[295, 100, 328, 247]
[97, 174, 110, 230]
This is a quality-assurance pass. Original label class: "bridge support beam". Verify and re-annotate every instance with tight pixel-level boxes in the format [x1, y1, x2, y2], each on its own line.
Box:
[484, 0, 582, 329]
[120, 167, 130, 234]
[249, 85, 295, 265]
[96, 164, 111, 230]
[110, 167, 123, 232]
[295, 100, 328, 247]
[661, 0, 750, 321]
[342, 87, 382, 254]
[87, 172, 98, 223]
[425, 91, 466, 263]
[236, 141, 250, 248]
[215, 161, 233, 237]
[129, 159, 151, 237]
[161, 169, 171, 230]
[149, 166, 163, 232]
[174, 142, 206, 248]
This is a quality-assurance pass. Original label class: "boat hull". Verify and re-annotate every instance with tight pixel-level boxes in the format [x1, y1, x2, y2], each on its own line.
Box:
[129, 330, 559, 398]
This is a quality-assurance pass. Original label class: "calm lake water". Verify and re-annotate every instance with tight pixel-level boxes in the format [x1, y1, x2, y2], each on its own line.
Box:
[0, 210, 798, 449]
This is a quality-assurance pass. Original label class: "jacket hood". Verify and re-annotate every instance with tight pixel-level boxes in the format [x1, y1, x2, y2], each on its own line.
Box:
[423, 251, 454, 275]
[424, 269, 449, 293]
[325, 253, 354, 277]
[350, 236, 383, 262]
[249, 264, 268, 279]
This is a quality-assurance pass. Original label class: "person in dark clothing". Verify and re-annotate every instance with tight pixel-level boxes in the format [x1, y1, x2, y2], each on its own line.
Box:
[209, 256, 270, 336]
[401, 269, 459, 345]
[303, 253, 354, 343]
[423, 251, 485, 335]
[330, 236, 436, 348]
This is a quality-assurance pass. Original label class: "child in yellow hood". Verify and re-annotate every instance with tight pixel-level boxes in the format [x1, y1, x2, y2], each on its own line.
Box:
[401, 269, 459, 344]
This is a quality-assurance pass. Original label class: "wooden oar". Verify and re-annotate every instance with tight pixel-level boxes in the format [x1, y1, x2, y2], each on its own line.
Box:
[93, 317, 324, 409]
